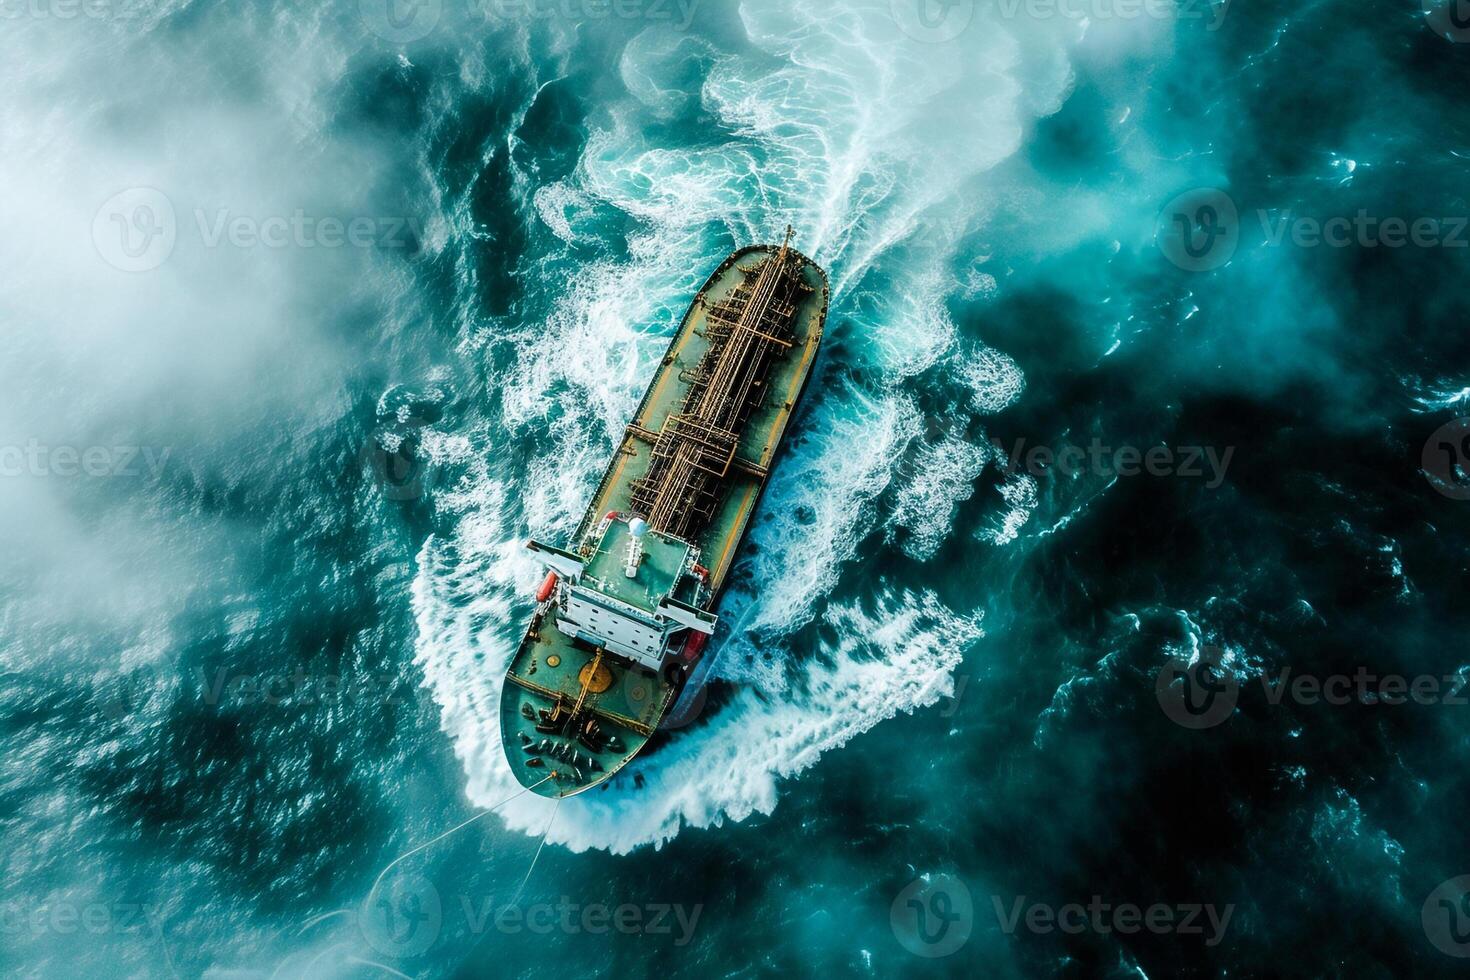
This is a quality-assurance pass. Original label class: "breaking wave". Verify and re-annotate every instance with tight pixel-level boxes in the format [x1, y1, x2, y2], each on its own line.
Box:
[413, 0, 1083, 850]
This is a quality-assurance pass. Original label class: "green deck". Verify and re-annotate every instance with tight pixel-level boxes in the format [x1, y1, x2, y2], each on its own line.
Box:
[506, 618, 668, 732]
[581, 522, 692, 614]
[500, 243, 829, 797]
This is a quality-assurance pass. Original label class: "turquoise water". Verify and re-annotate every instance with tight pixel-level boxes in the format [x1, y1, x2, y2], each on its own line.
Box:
[3, 0, 1470, 976]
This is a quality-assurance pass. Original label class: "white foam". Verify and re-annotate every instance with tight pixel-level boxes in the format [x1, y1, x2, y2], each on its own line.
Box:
[1404, 375, 1470, 414]
[412, 0, 1105, 850]
[414, 532, 983, 853]
[532, 182, 598, 245]
[957, 342, 1027, 415]
[979, 471, 1039, 546]
[726, 385, 922, 642]
[618, 28, 715, 119]
[889, 430, 992, 561]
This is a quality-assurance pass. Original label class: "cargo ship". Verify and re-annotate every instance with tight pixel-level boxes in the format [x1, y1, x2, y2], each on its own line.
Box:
[499, 230, 829, 797]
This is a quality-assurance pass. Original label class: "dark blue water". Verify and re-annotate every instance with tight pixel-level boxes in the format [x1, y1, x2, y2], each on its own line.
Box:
[3, 0, 1470, 976]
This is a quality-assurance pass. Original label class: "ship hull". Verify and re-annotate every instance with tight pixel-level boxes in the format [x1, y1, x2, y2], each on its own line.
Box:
[499, 243, 829, 797]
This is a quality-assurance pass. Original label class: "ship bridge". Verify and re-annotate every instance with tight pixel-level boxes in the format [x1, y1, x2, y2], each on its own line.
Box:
[527, 516, 715, 670]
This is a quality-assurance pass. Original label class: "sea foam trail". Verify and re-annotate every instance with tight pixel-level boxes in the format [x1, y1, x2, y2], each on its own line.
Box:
[415, 508, 984, 854]
[414, 0, 1084, 850]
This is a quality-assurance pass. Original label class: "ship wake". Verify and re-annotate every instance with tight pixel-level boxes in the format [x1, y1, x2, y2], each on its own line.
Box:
[413, 0, 1081, 851]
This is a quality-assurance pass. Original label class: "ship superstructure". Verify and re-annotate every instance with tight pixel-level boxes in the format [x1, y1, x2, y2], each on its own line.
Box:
[500, 231, 828, 796]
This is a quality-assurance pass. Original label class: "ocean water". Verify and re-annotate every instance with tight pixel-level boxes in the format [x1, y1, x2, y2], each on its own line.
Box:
[3, 0, 1470, 975]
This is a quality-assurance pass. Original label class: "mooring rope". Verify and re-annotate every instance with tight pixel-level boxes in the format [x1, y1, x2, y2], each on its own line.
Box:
[460, 791, 564, 964]
[363, 774, 553, 914]
[510, 793, 562, 908]
[275, 774, 556, 979]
